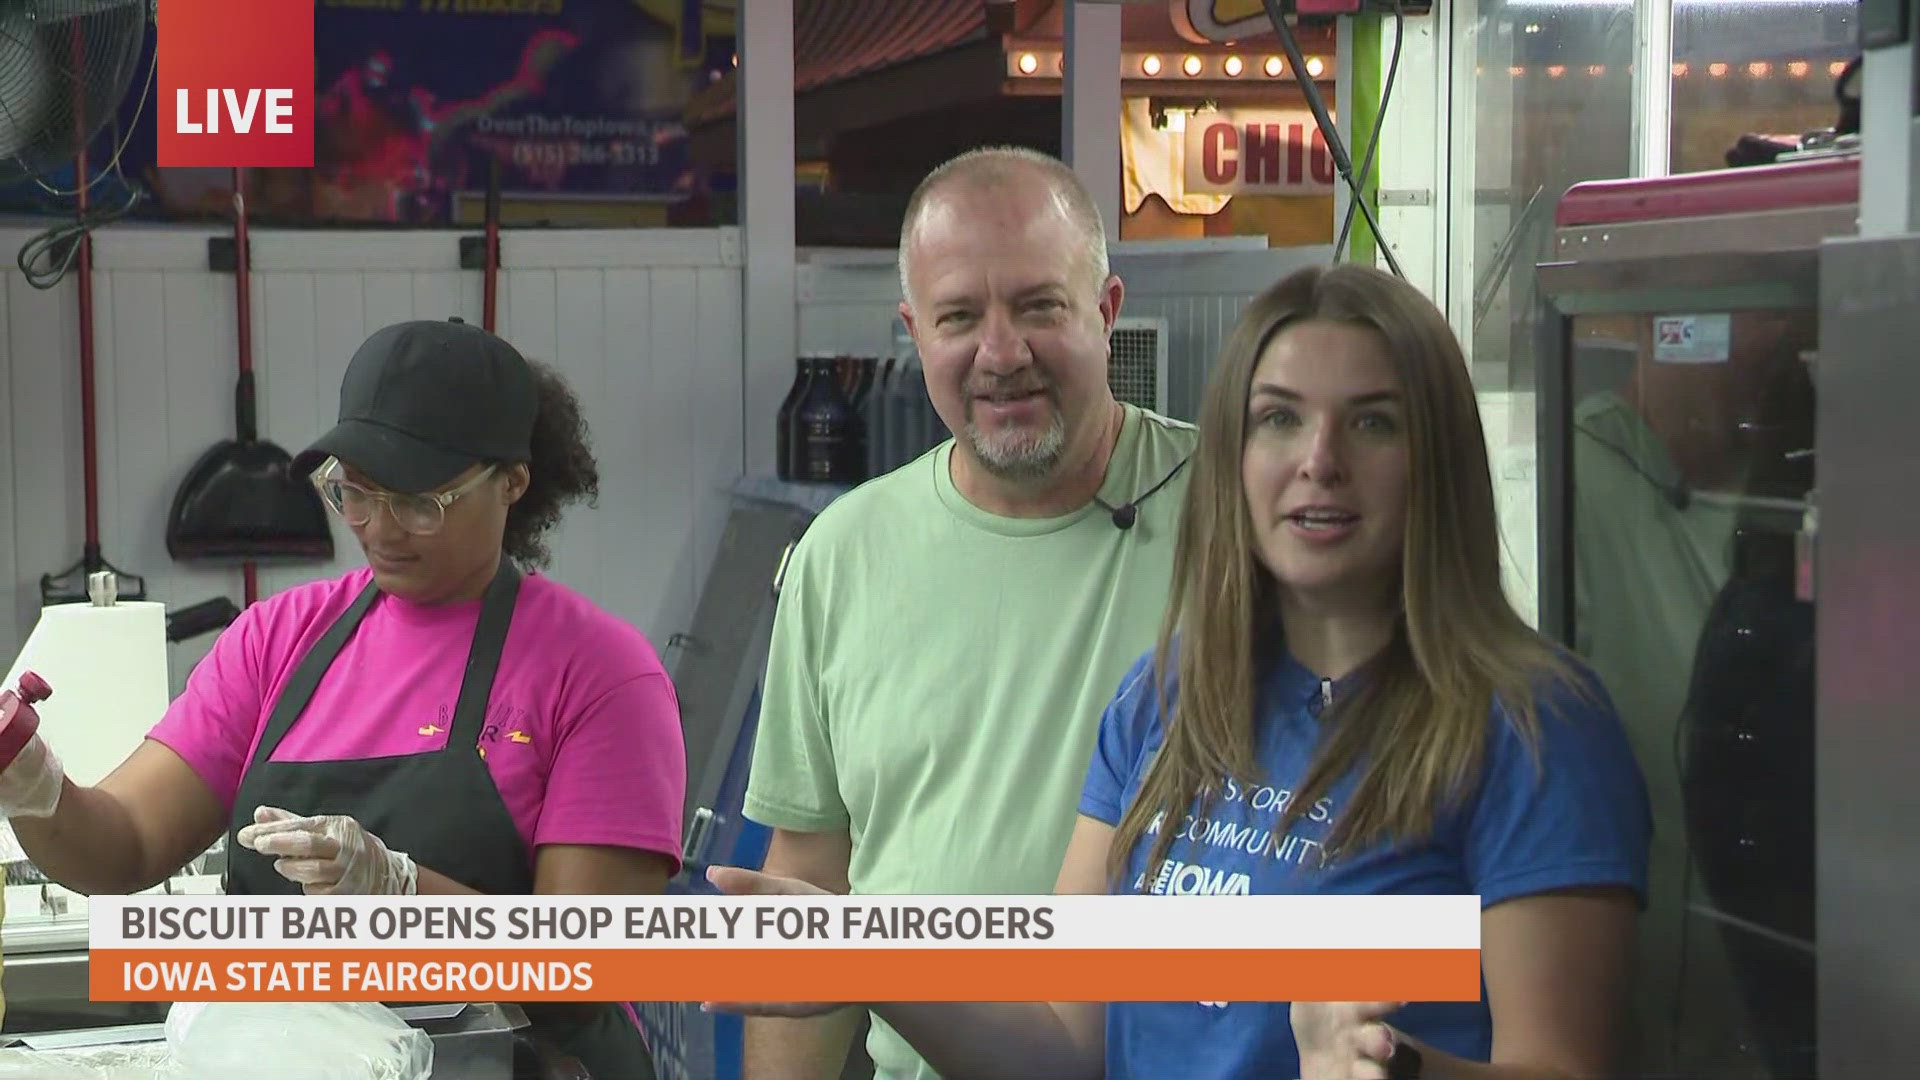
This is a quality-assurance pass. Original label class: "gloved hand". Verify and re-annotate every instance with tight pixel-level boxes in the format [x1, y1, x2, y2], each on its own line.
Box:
[235, 805, 418, 895]
[0, 735, 67, 819]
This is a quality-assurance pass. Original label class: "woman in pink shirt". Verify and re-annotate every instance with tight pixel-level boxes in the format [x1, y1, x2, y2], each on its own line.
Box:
[1, 317, 686, 1079]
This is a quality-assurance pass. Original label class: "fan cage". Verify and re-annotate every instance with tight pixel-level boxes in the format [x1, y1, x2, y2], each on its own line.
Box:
[0, 0, 149, 185]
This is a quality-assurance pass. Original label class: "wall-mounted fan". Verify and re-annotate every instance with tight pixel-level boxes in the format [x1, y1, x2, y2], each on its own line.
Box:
[3, 0, 155, 289]
[0, 0, 149, 181]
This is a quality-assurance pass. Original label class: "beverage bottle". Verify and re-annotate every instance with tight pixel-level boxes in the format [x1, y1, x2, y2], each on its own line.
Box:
[795, 356, 855, 482]
[775, 355, 812, 480]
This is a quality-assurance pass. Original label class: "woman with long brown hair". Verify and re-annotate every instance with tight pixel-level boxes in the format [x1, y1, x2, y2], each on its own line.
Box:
[713, 264, 1650, 1080]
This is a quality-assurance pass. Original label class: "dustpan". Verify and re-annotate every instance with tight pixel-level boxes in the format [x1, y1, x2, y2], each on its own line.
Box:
[165, 169, 333, 566]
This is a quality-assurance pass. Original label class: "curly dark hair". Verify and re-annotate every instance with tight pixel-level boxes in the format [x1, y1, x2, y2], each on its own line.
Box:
[500, 360, 599, 569]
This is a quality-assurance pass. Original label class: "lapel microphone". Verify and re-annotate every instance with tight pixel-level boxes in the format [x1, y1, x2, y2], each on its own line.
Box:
[1093, 457, 1191, 531]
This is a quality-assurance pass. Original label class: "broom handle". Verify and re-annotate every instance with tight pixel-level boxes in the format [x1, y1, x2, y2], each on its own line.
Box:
[483, 157, 500, 332]
[232, 168, 256, 441]
[74, 23, 99, 554]
[232, 167, 259, 607]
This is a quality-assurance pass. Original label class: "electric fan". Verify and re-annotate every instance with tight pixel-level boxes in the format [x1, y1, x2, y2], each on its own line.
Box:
[0, 0, 150, 187]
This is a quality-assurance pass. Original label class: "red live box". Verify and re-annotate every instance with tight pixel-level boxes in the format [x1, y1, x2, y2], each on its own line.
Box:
[158, 0, 314, 168]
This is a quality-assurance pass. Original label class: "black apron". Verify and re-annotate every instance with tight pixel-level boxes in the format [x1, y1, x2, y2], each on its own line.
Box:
[225, 559, 656, 1080]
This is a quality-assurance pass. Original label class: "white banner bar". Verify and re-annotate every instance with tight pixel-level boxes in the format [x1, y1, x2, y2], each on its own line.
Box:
[89, 895, 1480, 952]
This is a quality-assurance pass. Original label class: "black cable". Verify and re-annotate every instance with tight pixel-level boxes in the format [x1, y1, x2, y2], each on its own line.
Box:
[16, 183, 142, 290]
[1261, 0, 1405, 279]
[14, 12, 158, 289]
[1093, 456, 1191, 531]
[1334, 1, 1406, 262]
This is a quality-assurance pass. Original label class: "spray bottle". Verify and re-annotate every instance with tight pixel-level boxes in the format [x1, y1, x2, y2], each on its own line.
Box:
[0, 672, 50, 774]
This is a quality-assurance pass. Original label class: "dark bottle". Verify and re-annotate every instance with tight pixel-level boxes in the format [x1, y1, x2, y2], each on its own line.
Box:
[794, 355, 856, 482]
[843, 357, 878, 481]
[866, 357, 896, 479]
[775, 355, 813, 481]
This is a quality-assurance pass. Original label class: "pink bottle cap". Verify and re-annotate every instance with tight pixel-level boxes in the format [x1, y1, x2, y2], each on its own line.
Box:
[18, 671, 50, 704]
[0, 671, 50, 770]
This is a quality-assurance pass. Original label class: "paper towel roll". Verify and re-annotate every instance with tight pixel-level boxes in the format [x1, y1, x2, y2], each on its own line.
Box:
[3, 602, 171, 787]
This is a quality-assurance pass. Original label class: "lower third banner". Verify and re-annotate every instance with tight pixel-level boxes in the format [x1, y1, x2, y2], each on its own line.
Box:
[88, 895, 1479, 1004]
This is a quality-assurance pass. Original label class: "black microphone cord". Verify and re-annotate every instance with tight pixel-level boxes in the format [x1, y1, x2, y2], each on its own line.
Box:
[1094, 457, 1192, 530]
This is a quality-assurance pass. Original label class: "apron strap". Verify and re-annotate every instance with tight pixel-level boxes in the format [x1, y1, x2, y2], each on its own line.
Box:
[248, 578, 383, 771]
[446, 556, 523, 750]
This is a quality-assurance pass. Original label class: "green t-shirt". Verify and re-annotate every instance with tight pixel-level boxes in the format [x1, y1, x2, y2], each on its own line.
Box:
[743, 403, 1196, 1080]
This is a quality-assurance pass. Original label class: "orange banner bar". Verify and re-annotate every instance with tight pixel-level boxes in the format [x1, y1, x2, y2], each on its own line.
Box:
[89, 948, 1481, 1003]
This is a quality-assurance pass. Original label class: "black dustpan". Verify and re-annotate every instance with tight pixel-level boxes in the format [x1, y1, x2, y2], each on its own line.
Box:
[166, 170, 333, 565]
[165, 400, 333, 562]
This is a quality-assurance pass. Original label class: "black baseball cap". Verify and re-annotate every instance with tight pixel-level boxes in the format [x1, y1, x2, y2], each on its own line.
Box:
[293, 317, 536, 495]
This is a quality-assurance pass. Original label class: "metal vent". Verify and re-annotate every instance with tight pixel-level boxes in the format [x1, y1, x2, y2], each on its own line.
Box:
[1109, 316, 1168, 414]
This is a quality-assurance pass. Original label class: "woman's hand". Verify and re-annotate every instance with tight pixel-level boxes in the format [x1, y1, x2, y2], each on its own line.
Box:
[1291, 1001, 1404, 1079]
[0, 733, 66, 819]
[700, 864, 854, 1019]
[235, 805, 418, 895]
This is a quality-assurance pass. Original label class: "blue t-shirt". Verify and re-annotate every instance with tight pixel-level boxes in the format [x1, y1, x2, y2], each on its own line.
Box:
[1077, 647, 1651, 1080]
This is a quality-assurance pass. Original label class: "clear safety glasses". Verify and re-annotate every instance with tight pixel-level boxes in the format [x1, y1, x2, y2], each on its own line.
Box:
[311, 457, 496, 536]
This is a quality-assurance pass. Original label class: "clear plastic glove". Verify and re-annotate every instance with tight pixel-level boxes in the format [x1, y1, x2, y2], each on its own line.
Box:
[234, 805, 418, 895]
[0, 735, 67, 819]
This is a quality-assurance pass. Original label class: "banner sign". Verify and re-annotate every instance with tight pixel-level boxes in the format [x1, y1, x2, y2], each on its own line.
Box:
[300, 0, 716, 221]
[1182, 108, 1337, 196]
[90, 894, 1481, 1003]
[57, 0, 734, 223]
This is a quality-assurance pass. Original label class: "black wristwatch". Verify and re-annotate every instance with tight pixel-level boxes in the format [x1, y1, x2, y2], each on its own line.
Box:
[1386, 1040, 1424, 1079]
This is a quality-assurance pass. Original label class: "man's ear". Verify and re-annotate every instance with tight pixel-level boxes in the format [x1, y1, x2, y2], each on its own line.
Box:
[1098, 274, 1126, 336]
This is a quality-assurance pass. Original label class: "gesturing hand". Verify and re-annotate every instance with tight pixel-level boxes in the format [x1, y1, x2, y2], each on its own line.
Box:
[1291, 1001, 1405, 1079]
[235, 805, 418, 895]
[700, 865, 853, 1019]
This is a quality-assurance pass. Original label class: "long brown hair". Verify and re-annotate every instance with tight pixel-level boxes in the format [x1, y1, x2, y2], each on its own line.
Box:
[1108, 264, 1587, 888]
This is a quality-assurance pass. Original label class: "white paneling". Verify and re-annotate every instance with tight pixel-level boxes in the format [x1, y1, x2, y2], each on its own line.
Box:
[0, 272, 13, 669]
[3, 225, 750, 711]
[643, 268, 700, 642]
[361, 272, 417, 346]
[693, 266, 744, 585]
[547, 268, 608, 595]
[502, 268, 558, 364]
[598, 268, 660, 633]
[501, 228, 739, 270]
[257, 269, 324, 606]
[7, 265, 82, 646]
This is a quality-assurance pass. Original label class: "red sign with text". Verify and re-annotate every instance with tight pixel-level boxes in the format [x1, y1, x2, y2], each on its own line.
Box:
[158, 0, 314, 168]
[1182, 108, 1335, 196]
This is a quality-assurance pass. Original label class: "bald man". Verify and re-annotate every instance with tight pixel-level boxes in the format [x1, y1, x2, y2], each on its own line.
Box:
[740, 147, 1198, 1080]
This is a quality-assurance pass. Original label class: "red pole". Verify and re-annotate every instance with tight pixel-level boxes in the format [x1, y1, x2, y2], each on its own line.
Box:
[233, 167, 259, 606]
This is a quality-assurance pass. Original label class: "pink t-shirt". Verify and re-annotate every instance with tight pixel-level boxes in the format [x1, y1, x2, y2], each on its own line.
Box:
[149, 567, 685, 872]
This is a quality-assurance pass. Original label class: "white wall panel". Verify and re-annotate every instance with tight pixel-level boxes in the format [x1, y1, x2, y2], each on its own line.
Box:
[6, 266, 84, 673]
[0, 272, 14, 701]
[2, 225, 743, 705]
